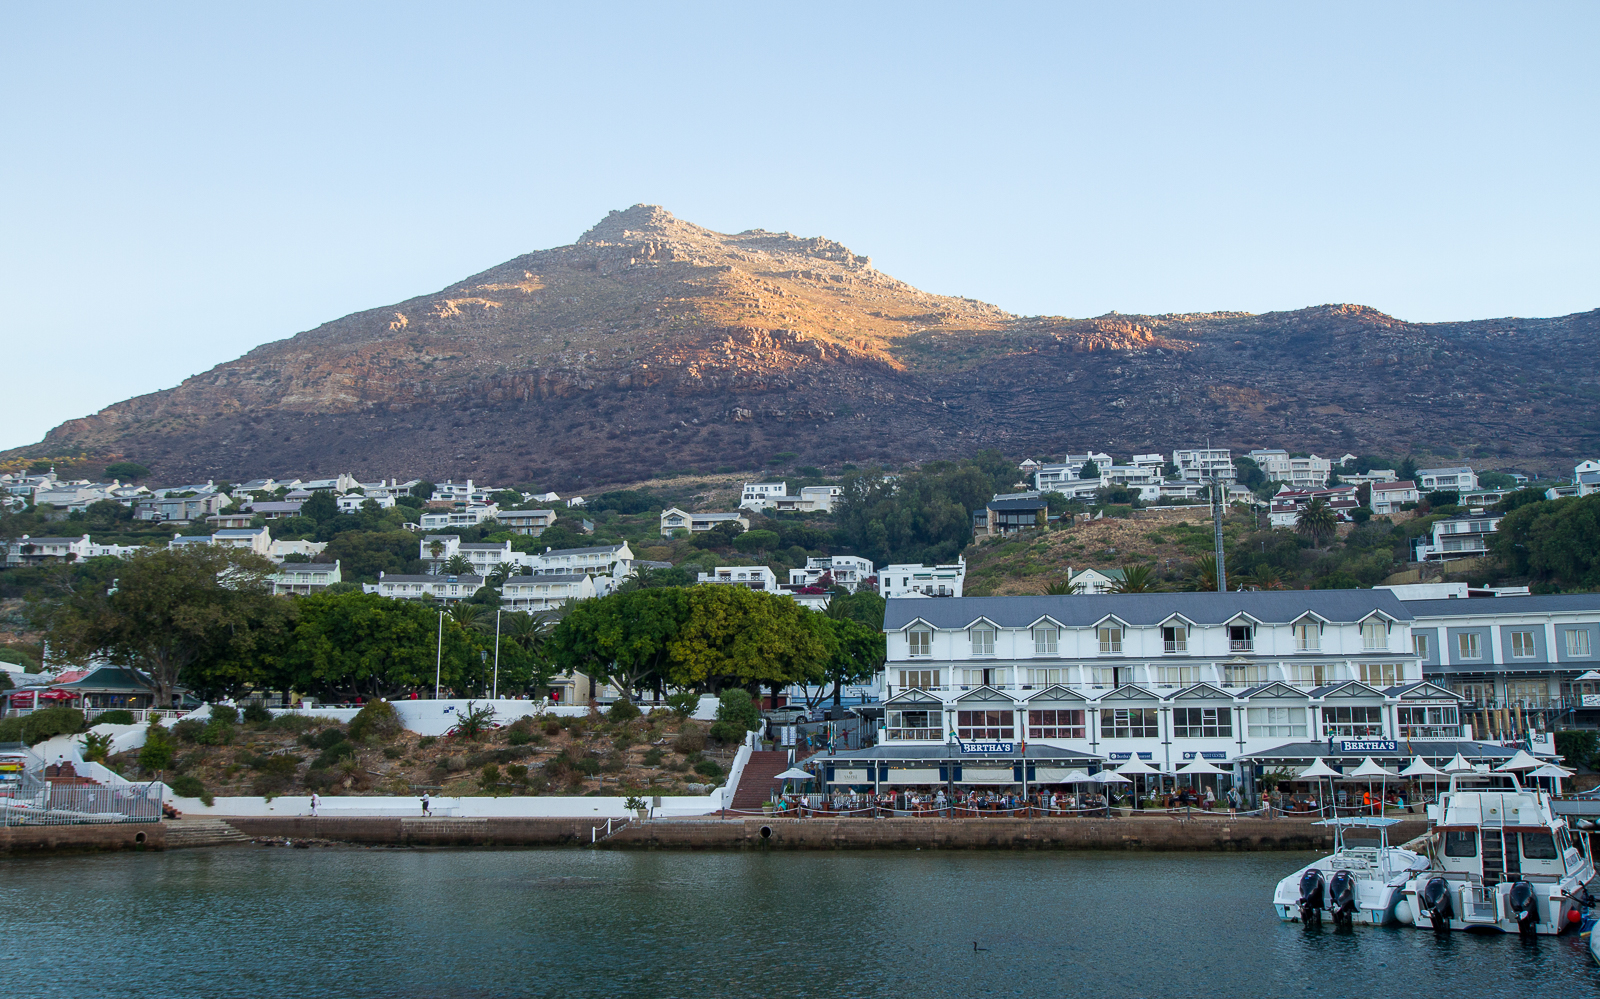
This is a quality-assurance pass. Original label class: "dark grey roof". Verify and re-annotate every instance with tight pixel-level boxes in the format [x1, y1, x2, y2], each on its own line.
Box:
[458, 542, 511, 550]
[810, 745, 1102, 763]
[884, 590, 1415, 630]
[1236, 740, 1528, 762]
[988, 497, 1047, 511]
[540, 544, 625, 557]
[376, 574, 485, 584]
[1402, 593, 1600, 616]
[504, 574, 588, 584]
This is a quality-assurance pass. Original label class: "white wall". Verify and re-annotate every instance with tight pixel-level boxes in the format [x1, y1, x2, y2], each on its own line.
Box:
[167, 791, 728, 819]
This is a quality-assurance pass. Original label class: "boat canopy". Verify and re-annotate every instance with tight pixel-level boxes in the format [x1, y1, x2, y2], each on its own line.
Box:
[1313, 816, 1401, 827]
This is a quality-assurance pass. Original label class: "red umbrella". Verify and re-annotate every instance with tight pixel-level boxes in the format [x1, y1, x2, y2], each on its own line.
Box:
[39, 689, 75, 701]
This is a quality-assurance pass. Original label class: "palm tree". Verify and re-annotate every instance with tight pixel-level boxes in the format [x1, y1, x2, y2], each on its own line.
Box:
[1296, 498, 1338, 548]
[1109, 564, 1156, 593]
[428, 539, 445, 573]
[442, 553, 474, 576]
[1248, 565, 1285, 591]
[1190, 554, 1219, 592]
[1044, 579, 1083, 595]
[449, 602, 486, 630]
[489, 561, 519, 585]
[504, 610, 552, 653]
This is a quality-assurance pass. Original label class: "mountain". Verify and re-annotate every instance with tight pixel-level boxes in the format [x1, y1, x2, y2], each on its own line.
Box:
[13, 205, 1600, 487]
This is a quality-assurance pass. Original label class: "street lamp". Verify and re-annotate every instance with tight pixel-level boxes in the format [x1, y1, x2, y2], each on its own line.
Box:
[493, 608, 502, 700]
[434, 608, 444, 699]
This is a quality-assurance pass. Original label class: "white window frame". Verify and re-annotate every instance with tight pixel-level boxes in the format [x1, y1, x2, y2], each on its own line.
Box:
[1246, 706, 1307, 738]
[970, 626, 996, 657]
[1098, 625, 1123, 655]
[1566, 629, 1593, 658]
[1162, 625, 1187, 654]
[1361, 622, 1388, 651]
[1033, 626, 1058, 656]
[1457, 633, 1482, 660]
[1294, 624, 1320, 652]
[1510, 630, 1537, 659]
[907, 628, 931, 657]
[1414, 634, 1430, 659]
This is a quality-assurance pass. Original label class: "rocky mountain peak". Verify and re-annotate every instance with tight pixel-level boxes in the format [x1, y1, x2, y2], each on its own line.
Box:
[577, 203, 709, 247]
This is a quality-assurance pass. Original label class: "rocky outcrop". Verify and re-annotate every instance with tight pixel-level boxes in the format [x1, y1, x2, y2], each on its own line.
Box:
[11, 206, 1599, 486]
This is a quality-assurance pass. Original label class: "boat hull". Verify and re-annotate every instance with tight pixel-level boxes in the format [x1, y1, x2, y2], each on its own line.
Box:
[1400, 878, 1583, 936]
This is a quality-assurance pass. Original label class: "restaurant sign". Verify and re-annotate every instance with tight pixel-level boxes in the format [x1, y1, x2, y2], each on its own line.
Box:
[1338, 739, 1398, 753]
[960, 741, 1015, 755]
[1583, 695, 1600, 708]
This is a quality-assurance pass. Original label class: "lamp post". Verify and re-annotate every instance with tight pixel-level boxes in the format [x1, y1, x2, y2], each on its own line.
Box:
[480, 649, 488, 698]
[493, 608, 502, 700]
[434, 609, 444, 699]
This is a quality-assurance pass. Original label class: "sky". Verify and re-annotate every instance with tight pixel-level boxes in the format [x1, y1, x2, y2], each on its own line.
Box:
[2, 3, 1597, 450]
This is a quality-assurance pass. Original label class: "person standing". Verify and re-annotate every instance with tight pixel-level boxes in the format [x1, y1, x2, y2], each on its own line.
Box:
[421, 791, 432, 817]
[309, 792, 320, 817]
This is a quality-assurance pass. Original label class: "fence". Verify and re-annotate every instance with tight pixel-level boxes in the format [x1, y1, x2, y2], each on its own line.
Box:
[1, 773, 163, 826]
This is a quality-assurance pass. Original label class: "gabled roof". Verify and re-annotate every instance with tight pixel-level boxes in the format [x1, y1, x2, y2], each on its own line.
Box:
[1022, 684, 1089, 703]
[1237, 681, 1310, 700]
[1310, 680, 1386, 699]
[953, 686, 1014, 704]
[1384, 681, 1464, 700]
[1171, 682, 1234, 700]
[1095, 684, 1158, 702]
[884, 591, 1414, 631]
[883, 688, 944, 707]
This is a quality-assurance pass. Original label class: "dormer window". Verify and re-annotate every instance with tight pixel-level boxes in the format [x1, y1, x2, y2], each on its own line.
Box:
[1098, 625, 1123, 654]
[908, 628, 931, 657]
[1162, 625, 1187, 654]
[1033, 626, 1058, 656]
[1361, 621, 1389, 651]
[1293, 623, 1320, 652]
[971, 626, 996, 657]
[1229, 624, 1254, 653]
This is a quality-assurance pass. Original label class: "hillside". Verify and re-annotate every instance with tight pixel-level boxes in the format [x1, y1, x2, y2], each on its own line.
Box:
[10, 205, 1600, 488]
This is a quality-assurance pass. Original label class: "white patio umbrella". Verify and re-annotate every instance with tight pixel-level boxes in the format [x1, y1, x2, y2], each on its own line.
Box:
[1300, 758, 1343, 818]
[1118, 758, 1162, 809]
[1093, 769, 1131, 812]
[1176, 759, 1228, 810]
[1402, 756, 1446, 807]
[1496, 749, 1544, 772]
[1343, 757, 1393, 816]
[1443, 753, 1476, 773]
[1525, 763, 1571, 796]
[1576, 670, 1600, 682]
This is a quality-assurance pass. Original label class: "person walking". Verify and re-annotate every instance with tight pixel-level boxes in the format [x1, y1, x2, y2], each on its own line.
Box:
[421, 791, 432, 817]
[309, 792, 320, 817]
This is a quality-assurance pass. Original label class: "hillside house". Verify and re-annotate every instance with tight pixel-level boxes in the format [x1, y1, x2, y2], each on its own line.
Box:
[740, 482, 787, 508]
[789, 555, 875, 592]
[134, 493, 228, 524]
[522, 542, 632, 580]
[245, 500, 304, 520]
[1416, 466, 1479, 493]
[419, 504, 499, 529]
[271, 560, 342, 596]
[698, 566, 779, 590]
[4, 535, 142, 566]
[1268, 485, 1359, 528]
[1370, 480, 1419, 515]
[1245, 450, 1332, 489]
[879, 558, 966, 599]
[496, 509, 557, 536]
[1172, 448, 1236, 482]
[659, 508, 750, 537]
[367, 572, 485, 604]
[500, 573, 596, 612]
[1413, 512, 1503, 562]
[982, 493, 1047, 536]
[1068, 566, 1127, 594]
[337, 493, 395, 515]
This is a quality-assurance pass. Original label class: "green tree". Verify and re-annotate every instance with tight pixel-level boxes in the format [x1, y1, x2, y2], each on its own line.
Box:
[1109, 564, 1156, 593]
[731, 529, 780, 553]
[301, 491, 339, 523]
[1479, 471, 1517, 490]
[714, 688, 762, 731]
[666, 586, 829, 693]
[32, 545, 288, 706]
[817, 614, 884, 706]
[1190, 554, 1220, 592]
[442, 554, 474, 576]
[321, 529, 425, 581]
[547, 588, 690, 701]
[104, 461, 151, 481]
[1296, 498, 1338, 547]
[1492, 494, 1600, 589]
[1078, 460, 1100, 480]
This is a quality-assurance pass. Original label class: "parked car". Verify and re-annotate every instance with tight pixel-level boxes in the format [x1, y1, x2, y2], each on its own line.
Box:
[762, 705, 810, 726]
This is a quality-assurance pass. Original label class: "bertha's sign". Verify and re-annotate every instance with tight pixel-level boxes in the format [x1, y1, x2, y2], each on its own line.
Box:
[1338, 739, 1398, 753]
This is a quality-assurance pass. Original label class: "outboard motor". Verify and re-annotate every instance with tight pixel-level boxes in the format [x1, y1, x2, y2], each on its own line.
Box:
[1508, 881, 1538, 935]
[1419, 876, 1453, 932]
[1298, 869, 1326, 924]
[1329, 869, 1358, 926]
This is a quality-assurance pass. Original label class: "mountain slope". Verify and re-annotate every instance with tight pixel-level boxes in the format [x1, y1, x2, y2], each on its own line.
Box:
[14, 205, 1599, 486]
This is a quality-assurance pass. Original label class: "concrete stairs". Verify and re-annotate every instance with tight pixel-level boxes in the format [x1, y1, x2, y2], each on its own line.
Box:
[730, 751, 791, 811]
[162, 818, 253, 849]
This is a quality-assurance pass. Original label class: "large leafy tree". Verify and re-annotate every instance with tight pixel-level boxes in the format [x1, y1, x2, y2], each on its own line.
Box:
[816, 614, 885, 707]
[666, 585, 830, 694]
[833, 456, 1006, 566]
[33, 545, 290, 706]
[1109, 564, 1156, 593]
[547, 588, 690, 701]
[1492, 494, 1600, 589]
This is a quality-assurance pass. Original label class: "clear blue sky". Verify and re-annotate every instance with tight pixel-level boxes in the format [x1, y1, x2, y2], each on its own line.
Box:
[3, 3, 1596, 450]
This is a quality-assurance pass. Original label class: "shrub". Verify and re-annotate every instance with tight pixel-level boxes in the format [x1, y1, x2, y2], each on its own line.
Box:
[303, 768, 336, 792]
[81, 731, 114, 762]
[208, 704, 240, 725]
[450, 701, 497, 741]
[303, 728, 348, 751]
[253, 773, 290, 797]
[544, 720, 563, 736]
[266, 714, 315, 733]
[665, 691, 699, 718]
[673, 728, 706, 755]
[1556, 730, 1599, 770]
[169, 774, 213, 806]
[313, 741, 357, 769]
[11, 706, 87, 746]
[708, 721, 747, 745]
[241, 702, 273, 725]
[505, 764, 529, 783]
[480, 763, 502, 788]
[607, 699, 641, 722]
[348, 700, 403, 742]
[693, 759, 724, 779]
[642, 748, 664, 766]
[95, 709, 136, 726]
[418, 735, 437, 749]
[600, 755, 626, 774]
[138, 724, 174, 771]
[382, 746, 403, 760]
[714, 689, 761, 732]
[506, 728, 539, 747]
[196, 718, 235, 746]
[172, 719, 206, 743]
[256, 754, 301, 777]
[666, 759, 689, 773]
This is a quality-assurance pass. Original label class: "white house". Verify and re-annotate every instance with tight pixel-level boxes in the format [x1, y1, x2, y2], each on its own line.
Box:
[1172, 448, 1235, 483]
[1268, 485, 1360, 528]
[1344, 469, 1399, 486]
[268, 539, 326, 563]
[367, 572, 485, 604]
[135, 493, 229, 524]
[659, 508, 750, 537]
[419, 537, 513, 576]
[1034, 453, 1114, 492]
[1575, 460, 1600, 498]
[789, 555, 875, 592]
[740, 482, 788, 508]
[1416, 466, 1479, 493]
[879, 558, 967, 599]
[522, 542, 633, 581]
[698, 565, 780, 591]
[271, 560, 342, 596]
[495, 509, 557, 536]
[1413, 512, 1503, 562]
[419, 504, 499, 530]
[500, 573, 596, 612]
[4, 535, 142, 566]
[1370, 480, 1419, 515]
[765, 485, 843, 514]
[170, 527, 273, 557]
[337, 493, 395, 515]
[1245, 450, 1332, 489]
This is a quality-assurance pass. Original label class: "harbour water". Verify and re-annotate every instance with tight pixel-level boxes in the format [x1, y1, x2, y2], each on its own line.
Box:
[1, 848, 1593, 998]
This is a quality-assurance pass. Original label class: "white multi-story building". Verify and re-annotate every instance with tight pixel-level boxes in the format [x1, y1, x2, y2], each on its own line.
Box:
[337, 493, 395, 515]
[789, 555, 875, 592]
[659, 508, 750, 537]
[878, 558, 966, 599]
[522, 542, 633, 581]
[1172, 448, 1236, 483]
[1416, 467, 1479, 493]
[1034, 453, 1114, 492]
[418, 537, 514, 576]
[271, 560, 342, 596]
[1574, 460, 1600, 497]
[495, 509, 557, 536]
[1343, 469, 1399, 486]
[741, 482, 788, 508]
[170, 527, 272, 558]
[1412, 512, 1503, 562]
[1370, 480, 1419, 515]
[419, 504, 499, 530]
[1268, 485, 1360, 528]
[268, 539, 326, 563]
[366, 572, 484, 604]
[1246, 450, 1333, 489]
[697, 565, 780, 591]
[500, 573, 597, 611]
[803, 591, 1496, 797]
[4, 534, 143, 565]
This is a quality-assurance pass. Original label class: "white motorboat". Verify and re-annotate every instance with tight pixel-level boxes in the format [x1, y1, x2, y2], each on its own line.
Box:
[1273, 817, 1431, 926]
[1400, 770, 1594, 935]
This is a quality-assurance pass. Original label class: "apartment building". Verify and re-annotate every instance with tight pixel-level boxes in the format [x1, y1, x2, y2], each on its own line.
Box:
[1172, 448, 1236, 483]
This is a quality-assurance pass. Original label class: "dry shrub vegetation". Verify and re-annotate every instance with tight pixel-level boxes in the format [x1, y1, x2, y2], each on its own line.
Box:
[111, 703, 736, 800]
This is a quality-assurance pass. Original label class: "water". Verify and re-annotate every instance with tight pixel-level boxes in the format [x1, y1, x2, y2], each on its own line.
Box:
[1, 847, 1593, 998]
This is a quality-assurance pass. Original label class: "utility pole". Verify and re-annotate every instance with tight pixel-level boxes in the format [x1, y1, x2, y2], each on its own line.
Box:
[434, 608, 444, 699]
[492, 608, 502, 700]
[1211, 472, 1227, 592]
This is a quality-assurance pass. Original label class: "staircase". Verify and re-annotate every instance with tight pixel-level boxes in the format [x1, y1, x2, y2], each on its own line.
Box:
[730, 751, 791, 812]
[163, 818, 253, 849]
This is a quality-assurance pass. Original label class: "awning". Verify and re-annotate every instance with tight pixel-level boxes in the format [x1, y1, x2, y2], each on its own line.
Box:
[1299, 758, 1343, 779]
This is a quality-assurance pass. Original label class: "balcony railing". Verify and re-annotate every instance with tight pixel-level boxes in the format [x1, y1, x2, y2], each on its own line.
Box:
[885, 728, 942, 741]
[1229, 640, 1254, 653]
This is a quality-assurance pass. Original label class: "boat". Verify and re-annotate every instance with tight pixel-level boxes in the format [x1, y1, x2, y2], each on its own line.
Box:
[1400, 769, 1594, 935]
[1272, 817, 1431, 926]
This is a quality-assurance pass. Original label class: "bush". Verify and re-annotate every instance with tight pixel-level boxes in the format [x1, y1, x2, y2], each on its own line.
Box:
[708, 721, 747, 746]
[255, 753, 301, 777]
[208, 704, 239, 725]
[418, 735, 437, 749]
[313, 741, 357, 769]
[348, 700, 403, 742]
[81, 731, 114, 762]
[169, 774, 213, 806]
[196, 718, 235, 746]
[642, 748, 664, 766]
[543, 720, 563, 736]
[264, 713, 316, 733]
[673, 728, 706, 755]
[138, 724, 175, 771]
[505, 764, 529, 783]
[506, 728, 538, 747]
[4, 706, 88, 746]
[241, 703, 273, 725]
[303, 768, 336, 792]
[382, 746, 403, 759]
[715, 689, 761, 732]
[665, 692, 699, 718]
[172, 719, 206, 743]
[607, 699, 641, 722]
[1556, 730, 1599, 771]
[95, 709, 136, 726]
[302, 728, 348, 751]
[693, 759, 724, 779]
[480, 763, 501, 788]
